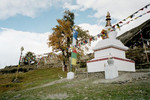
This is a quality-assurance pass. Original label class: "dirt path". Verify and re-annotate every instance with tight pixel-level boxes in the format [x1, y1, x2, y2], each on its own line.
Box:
[26, 78, 68, 91]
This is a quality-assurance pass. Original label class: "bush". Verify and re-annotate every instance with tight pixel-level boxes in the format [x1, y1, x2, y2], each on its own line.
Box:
[126, 48, 150, 69]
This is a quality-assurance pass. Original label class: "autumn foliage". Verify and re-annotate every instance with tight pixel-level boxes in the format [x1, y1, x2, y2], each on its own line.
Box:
[48, 10, 91, 71]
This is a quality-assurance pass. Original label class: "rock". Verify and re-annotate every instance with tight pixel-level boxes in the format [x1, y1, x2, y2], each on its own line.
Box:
[14, 94, 21, 98]
[12, 78, 21, 83]
[84, 97, 88, 100]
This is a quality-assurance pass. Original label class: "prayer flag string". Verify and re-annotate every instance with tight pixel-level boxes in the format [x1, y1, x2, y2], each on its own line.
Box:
[77, 4, 150, 47]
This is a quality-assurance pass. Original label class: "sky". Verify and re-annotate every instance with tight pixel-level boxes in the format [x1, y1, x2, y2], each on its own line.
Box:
[0, 0, 150, 69]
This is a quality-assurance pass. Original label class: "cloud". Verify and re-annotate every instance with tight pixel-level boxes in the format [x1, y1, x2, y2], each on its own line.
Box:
[64, 0, 150, 20]
[78, 23, 103, 36]
[63, 2, 81, 11]
[0, 0, 70, 19]
[0, 28, 52, 69]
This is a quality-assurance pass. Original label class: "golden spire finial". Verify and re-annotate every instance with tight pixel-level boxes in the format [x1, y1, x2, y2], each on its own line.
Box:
[106, 12, 111, 27]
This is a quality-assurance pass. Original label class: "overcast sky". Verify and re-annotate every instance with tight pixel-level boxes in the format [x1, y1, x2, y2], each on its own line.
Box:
[0, 0, 150, 69]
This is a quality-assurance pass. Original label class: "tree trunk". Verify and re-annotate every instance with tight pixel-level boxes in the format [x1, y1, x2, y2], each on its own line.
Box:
[62, 50, 68, 72]
[66, 37, 71, 72]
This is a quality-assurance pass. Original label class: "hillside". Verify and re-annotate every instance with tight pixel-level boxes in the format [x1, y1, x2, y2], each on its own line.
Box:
[117, 19, 150, 46]
[0, 67, 66, 93]
[117, 19, 150, 68]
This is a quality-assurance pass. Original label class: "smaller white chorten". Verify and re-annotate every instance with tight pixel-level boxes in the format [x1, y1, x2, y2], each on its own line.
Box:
[67, 72, 74, 79]
[105, 58, 118, 79]
[87, 12, 135, 73]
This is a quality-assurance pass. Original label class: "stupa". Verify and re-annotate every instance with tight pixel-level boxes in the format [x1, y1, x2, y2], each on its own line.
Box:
[87, 12, 135, 72]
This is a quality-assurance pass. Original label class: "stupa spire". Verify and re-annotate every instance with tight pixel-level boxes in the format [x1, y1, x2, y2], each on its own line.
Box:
[106, 12, 111, 27]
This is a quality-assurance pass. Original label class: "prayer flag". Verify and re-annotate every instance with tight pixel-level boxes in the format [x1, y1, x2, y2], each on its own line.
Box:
[97, 34, 101, 38]
[145, 5, 148, 9]
[72, 38, 76, 46]
[130, 14, 134, 18]
[72, 52, 77, 59]
[134, 17, 138, 20]
[133, 11, 138, 15]
[119, 21, 123, 24]
[71, 47, 77, 65]
[71, 29, 78, 66]
[127, 21, 130, 24]
[123, 19, 126, 21]
[72, 47, 77, 53]
[72, 58, 77, 65]
[112, 25, 116, 31]
[72, 29, 78, 46]
[139, 15, 143, 17]
[73, 29, 78, 40]
[140, 8, 144, 11]
[147, 11, 150, 13]
[116, 24, 120, 30]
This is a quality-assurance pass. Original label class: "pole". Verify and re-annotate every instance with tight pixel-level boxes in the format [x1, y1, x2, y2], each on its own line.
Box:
[15, 47, 24, 81]
[143, 43, 149, 63]
[15, 51, 22, 80]
[70, 34, 74, 72]
[70, 29, 78, 72]
[140, 30, 149, 63]
[70, 52, 72, 72]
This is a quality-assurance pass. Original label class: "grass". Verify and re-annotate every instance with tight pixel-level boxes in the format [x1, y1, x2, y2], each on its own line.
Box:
[0, 67, 66, 93]
[1, 78, 150, 100]
[0, 68, 150, 100]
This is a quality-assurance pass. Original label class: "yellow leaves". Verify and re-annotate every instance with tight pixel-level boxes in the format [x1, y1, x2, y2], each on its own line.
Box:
[48, 19, 72, 52]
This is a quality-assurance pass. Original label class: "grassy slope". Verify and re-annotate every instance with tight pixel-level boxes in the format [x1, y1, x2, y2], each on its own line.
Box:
[0, 69, 150, 100]
[0, 67, 66, 93]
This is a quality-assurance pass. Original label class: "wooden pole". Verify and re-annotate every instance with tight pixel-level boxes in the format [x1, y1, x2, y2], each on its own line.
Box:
[140, 30, 149, 63]
[143, 43, 149, 63]
[15, 51, 22, 80]
[15, 47, 24, 81]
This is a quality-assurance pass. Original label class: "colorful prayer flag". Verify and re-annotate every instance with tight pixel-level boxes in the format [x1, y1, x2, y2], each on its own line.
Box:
[130, 14, 134, 18]
[72, 29, 78, 46]
[72, 58, 77, 65]
[71, 29, 78, 66]
[73, 29, 78, 40]
[72, 38, 76, 46]
[71, 48, 77, 65]
[116, 24, 120, 30]
[140, 8, 144, 11]
[72, 47, 77, 53]
[134, 17, 138, 20]
[147, 11, 150, 13]
[119, 21, 123, 24]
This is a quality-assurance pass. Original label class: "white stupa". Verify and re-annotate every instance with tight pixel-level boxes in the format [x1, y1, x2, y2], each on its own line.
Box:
[87, 12, 135, 72]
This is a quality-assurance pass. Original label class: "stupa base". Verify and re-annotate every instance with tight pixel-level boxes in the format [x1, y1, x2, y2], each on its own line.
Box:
[87, 57, 135, 73]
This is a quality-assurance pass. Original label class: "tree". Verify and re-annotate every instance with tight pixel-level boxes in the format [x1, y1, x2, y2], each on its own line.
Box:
[48, 10, 92, 71]
[63, 10, 75, 29]
[23, 51, 36, 65]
